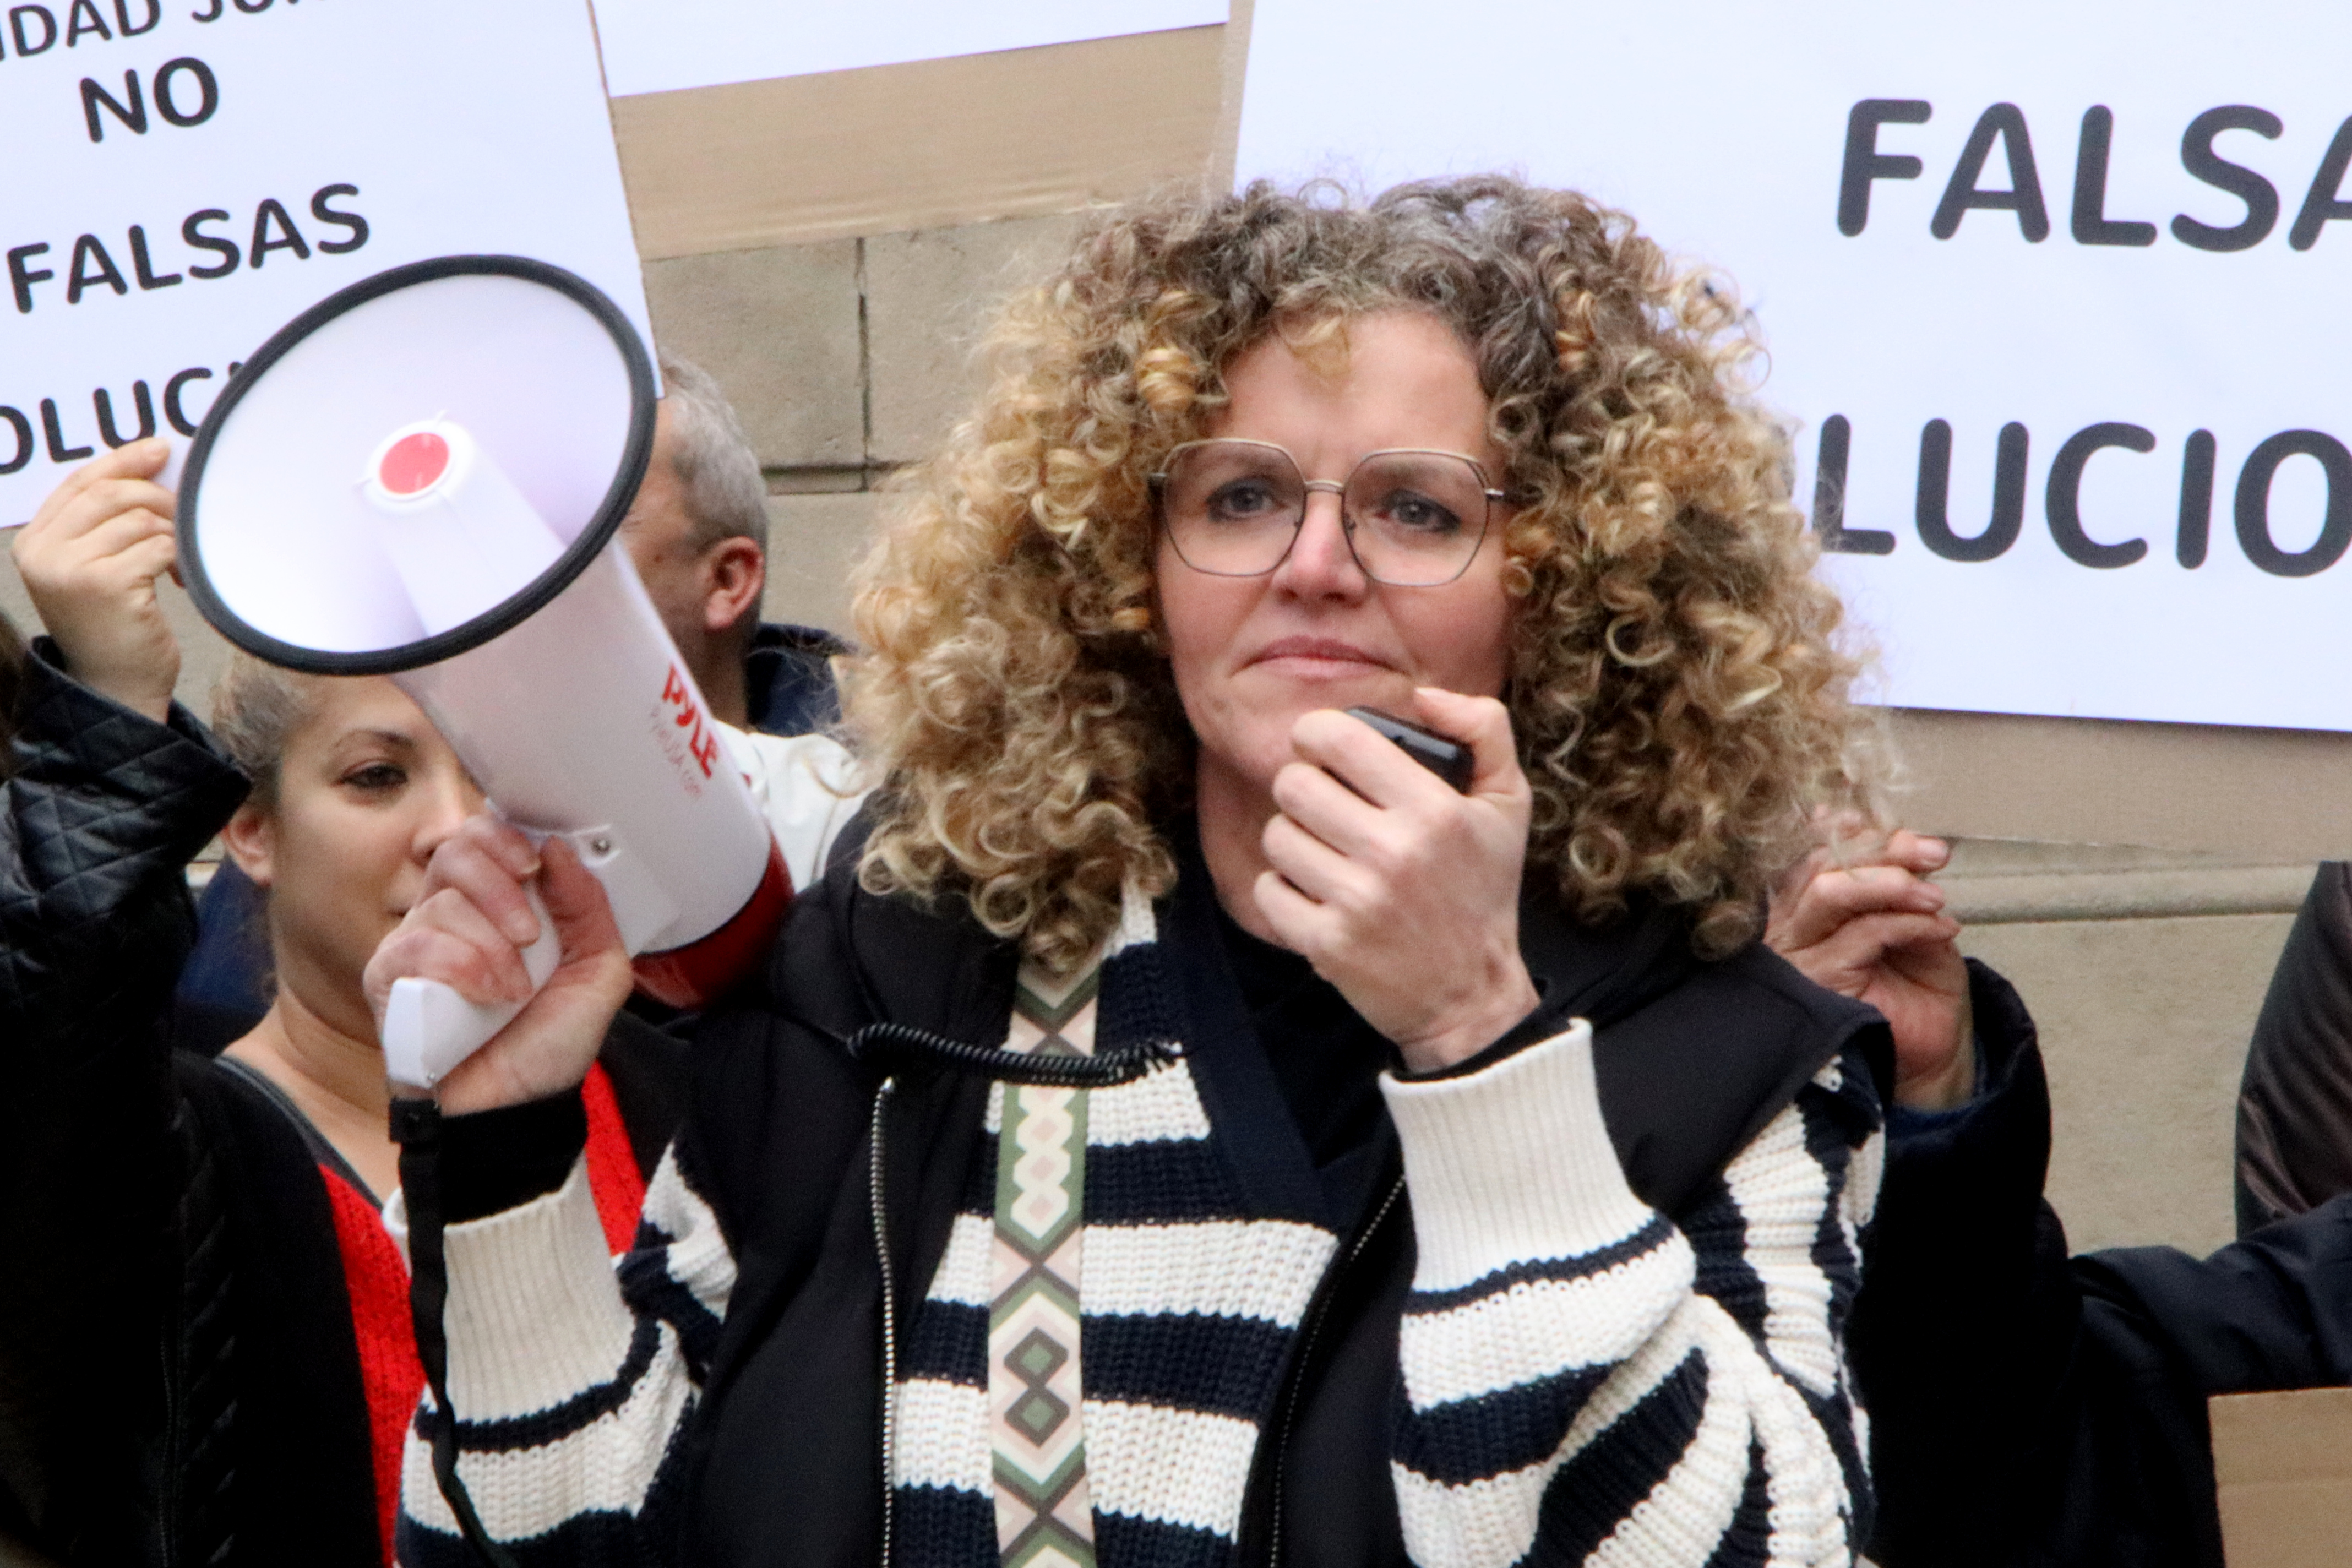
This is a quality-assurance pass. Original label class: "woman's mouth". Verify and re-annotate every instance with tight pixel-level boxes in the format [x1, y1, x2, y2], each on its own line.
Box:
[1249, 636, 1389, 672]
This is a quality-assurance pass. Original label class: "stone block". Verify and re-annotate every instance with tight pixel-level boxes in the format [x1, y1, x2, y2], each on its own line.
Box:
[644, 243, 863, 473]
[865, 213, 1088, 465]
[761, 491, 887, 638]
[1959, 911, 2295, 1257]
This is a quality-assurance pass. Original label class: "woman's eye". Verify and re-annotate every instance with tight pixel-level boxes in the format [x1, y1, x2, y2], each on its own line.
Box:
[1207, 480, 1286, 522]
[1380, 491, 1462, 535]
[342, 763, 406, 793]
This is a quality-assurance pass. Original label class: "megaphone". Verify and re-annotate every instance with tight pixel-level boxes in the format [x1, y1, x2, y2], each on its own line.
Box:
[178, 255, 792, 1088]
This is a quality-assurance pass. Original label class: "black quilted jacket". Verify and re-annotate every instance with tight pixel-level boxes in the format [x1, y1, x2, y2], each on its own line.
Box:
[1, 644, 254, 1564]
[1, 639, 262, 1568]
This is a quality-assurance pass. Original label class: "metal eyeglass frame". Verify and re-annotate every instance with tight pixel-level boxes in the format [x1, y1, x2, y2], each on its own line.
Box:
[1147, 438, 1509, 587]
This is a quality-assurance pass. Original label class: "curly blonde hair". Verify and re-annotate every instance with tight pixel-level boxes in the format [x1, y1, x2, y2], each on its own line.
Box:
[850, 176, 1877, 973]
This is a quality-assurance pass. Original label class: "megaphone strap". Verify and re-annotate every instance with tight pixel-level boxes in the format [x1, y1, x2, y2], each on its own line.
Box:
[391, 1098, 523, 1568]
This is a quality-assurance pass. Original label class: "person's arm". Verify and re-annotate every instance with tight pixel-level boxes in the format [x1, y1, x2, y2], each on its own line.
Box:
[1853, 959, 2352, 1568]
[388, 1103, 737, 1567]
[2, 438, 241, 1041]
[1775, 831, 2352, 1566]
[369, 820, 750, 1564]
[2233, 861, 2352, 1233]
[1380, 1020, 1881, 1565]
[1, 440, 247, 1555]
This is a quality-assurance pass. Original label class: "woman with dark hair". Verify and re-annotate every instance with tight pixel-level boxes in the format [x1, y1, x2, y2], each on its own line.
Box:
[387, 177, 1893, 1568]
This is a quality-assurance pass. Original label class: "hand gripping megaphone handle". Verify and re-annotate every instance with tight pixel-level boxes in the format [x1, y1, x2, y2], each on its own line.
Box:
[383, 879, 562, 1090]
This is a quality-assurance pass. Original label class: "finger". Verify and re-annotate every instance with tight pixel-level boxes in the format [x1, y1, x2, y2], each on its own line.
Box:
[536, 837, 625, 965]
[1289, 707, 1442, 810]
[1410, 687, 1520, 799]
[367, 909, 532, 1009]
[1882, 829, 1952, 875]
[1777, 864, 1946, 949]
[108, 530, 179, 587]
[1261, 807, 1365, 907]
[23, 442, 170, 531]
[407, 885, 538, 1001]
[29, 475, 176, 544]
[61, 505, 175, 567]
[1800, 910, 1961, 981]
[420, 821, 543, 945]
[1251, 866, 1334, 957]
[1267, 756, 1385, 858]
[1771, 840, 1839, 905]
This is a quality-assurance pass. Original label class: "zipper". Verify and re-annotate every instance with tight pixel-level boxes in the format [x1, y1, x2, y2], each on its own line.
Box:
[868, 1076, 900, 1568]
[1261, 1173, 1407, 1567]
[156, 1337, 181, 1568]
[847, 1020, 1177, 1088]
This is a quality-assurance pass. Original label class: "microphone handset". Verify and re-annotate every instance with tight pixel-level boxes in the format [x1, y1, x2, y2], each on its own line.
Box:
[1343, 706, 1475, 794]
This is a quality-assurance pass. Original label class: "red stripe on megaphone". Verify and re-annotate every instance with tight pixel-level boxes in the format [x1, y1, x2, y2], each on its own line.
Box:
[630, 839, 794, 1010]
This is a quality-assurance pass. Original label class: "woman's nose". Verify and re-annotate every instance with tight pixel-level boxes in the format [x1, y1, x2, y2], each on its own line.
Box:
[1271, 489, 1368, 597]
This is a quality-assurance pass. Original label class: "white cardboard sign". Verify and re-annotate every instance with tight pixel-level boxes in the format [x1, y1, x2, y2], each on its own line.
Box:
[589, 0, 1229, 100]
[1238, 0, 2352, 732]
[0, 0, 651, 529]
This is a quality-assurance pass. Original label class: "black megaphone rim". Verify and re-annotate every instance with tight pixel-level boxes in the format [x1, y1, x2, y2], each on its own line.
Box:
[176, 253, 658, 677]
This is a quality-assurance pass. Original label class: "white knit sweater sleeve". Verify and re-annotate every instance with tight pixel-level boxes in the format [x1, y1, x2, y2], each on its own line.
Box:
[390, 1140, 734, 1566]
[1381, 1021, 1881, 1568]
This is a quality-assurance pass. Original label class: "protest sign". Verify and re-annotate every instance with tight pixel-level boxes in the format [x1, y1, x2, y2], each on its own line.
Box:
[1236, 0, 2352, 733]
[591, 0, 1227, 99]
[0, 0, 650, 527]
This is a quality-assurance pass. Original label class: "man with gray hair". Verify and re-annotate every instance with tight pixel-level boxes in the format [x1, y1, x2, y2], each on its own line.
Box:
[622, 353, 844, 736]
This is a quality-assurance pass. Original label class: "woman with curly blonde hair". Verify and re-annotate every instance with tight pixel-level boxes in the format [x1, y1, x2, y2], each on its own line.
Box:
[384, 176, 1892, 1568]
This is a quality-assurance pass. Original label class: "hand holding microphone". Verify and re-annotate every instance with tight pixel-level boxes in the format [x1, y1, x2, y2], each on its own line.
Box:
[1254, 687, 1542, 1074]
[364, 816, 634, 1110]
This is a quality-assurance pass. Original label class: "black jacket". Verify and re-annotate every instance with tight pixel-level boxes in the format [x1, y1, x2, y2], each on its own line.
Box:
[570, 829, 1893, 1565]
[1855, 959, 2352, 1568]
[742, 620, 846, 738]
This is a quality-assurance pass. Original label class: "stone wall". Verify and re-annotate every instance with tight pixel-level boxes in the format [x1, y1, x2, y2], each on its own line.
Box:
[1, 209, 2319, 1259]
[637, 211, 1085, 636]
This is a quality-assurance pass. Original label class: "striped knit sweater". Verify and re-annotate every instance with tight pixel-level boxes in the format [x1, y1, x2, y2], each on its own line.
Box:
[393, 888, 1881, 1567]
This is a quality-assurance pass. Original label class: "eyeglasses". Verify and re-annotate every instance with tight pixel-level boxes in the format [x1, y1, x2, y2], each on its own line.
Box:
[1149, 439, 1506, 587]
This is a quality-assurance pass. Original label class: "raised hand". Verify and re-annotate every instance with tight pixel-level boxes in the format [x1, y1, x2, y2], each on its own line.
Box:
[12, 439, 182, 720]
[364, 817, 634, 1112]
[1255, 687, 1540, 1074]
[1768, 822, 1975, 1110]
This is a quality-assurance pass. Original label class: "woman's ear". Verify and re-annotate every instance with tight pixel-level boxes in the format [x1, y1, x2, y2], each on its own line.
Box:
[221, 799, 278, 889]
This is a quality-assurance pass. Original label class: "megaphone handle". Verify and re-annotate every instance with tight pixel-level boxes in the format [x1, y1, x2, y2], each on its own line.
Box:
[382, 883, 562, 1090]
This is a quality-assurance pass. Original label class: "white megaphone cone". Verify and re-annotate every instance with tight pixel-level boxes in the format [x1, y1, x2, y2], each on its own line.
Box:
[178, 257, 792, 1088]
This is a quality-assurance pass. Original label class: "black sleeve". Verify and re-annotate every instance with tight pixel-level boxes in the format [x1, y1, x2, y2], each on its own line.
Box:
[0, 646, 249, 1555]
[1, 643, 248, 1043]
[2234, 862, 2352, 1234]
[1858, 958, 2352, 1568]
